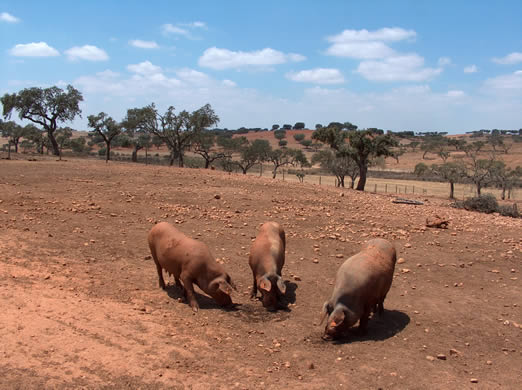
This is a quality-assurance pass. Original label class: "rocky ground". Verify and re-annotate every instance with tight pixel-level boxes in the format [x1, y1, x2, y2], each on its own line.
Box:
[0, 158, 520, 389]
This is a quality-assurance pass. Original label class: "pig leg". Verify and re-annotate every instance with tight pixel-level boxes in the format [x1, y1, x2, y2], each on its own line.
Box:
[250, 271, 257, 299]
[154, 262, 166, 290]
[378, 300, 384, 316]
[174, 276, 182, 289]
[358, 310, 370, 335]
[181, 274, 199, 312]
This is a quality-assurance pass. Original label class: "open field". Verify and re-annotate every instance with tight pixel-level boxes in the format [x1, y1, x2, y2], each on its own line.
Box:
[1, 158, 520, 389]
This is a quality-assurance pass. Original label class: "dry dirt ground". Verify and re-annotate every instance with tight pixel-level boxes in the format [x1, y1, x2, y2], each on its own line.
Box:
[0, 158, 520, 390]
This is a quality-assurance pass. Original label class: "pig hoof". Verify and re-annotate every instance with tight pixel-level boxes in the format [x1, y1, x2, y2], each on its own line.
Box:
[191, 306, 199, 313]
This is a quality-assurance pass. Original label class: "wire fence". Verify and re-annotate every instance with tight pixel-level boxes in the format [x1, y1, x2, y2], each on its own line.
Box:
[248, 166, 521, 201]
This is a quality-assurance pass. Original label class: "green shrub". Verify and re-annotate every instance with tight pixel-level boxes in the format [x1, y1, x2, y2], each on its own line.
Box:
[458, 194, 498, 214]
[498, 204, 520, 218]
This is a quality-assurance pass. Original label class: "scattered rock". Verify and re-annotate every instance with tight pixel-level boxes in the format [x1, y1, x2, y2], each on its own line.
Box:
[470, 378, 478, 383]
[214, 194, 221, 199]
[437, 354, 447, 360]
[404, 243, 412, 248]
[426, 355, 436, 361]
[426, 215, 449, 229]
[397, 258, 406, 264]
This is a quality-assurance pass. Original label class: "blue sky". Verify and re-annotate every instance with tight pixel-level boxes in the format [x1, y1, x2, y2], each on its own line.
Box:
[1, 1, 521, 133]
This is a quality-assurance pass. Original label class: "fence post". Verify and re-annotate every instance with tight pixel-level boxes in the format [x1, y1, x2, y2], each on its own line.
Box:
[374, 183, 377, 193]
[385, 184, 387, 193]
[283, 169, 285, 181]
[319, 176, 322, 185]
[413, 185, 415, 194]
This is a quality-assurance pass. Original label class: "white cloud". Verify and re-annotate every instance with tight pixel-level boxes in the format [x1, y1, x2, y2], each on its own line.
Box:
[199, 47, 305, 70]
[492, 52, 522, 65]
[327, 27, 416, 43]
[222, 79, 237, 87]
[129, 40, 159, 49]
[464, 65, 478, 73]
[176, 68, 211, 84]
[326, 41, 395, 59]
[96, 69, 120, 78]
[438, 57, 451, 66]
[162, 24, 190, 37]
[357, 54, 442, 82]
[484, 70, 522, 92]
[127, 61, 162, 75]
[65, 45, 108, 61]
[286, 68, 345, 84]
[1, 11, 20, 23]
[181, 21, 206, 29]
[447, 90, 465, 97]
[9, 42, 60, 57]
[326, 27, 415, 59]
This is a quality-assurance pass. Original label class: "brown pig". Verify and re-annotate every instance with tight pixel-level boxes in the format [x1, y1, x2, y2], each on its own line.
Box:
[320, 238, 397, 340]
[249, 221, 286, 310]
[147, 222, 235, 312]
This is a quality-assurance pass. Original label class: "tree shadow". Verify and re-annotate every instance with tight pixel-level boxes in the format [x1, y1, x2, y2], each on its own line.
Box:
[331, 309, 410, 344]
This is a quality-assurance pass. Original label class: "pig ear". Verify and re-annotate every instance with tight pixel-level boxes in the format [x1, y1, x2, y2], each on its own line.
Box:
[329, 308, 345, 328]
[276, 277, 286, 295]
[226, 274, 237, 291]
[258, 277, 271, 292]
[218, 280, 233, 295]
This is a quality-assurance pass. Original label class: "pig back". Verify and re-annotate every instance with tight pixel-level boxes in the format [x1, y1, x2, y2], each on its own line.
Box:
[148, 222, 212, 275]
[332, 241, 396, 310]
[250, 222, 285, 275]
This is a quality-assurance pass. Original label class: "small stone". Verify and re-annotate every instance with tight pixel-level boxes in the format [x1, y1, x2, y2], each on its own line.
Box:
[449, 349, 460, 356]
[404, 243, 412, 248]
[307, 362, 315, 369]
[486, 360, 492, 365]
[426, 355, 435, 361]
[335, 254, 344, 258]
[214, 194, 221, 199]
[401, 268, 410, 273]
[313, 259, 319, 264]
[470, 378, 478, 383]
[397, 258, 406, 264]
[437, 354, 446, 360]
[144, 255, 152, 260]
[294, 276, 302, 281]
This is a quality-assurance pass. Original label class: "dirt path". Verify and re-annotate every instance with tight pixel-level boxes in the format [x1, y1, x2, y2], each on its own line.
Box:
[0, 159, 520, 389]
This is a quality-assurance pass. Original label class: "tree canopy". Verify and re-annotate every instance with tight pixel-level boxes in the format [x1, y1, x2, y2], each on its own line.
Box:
[1, 85, 83, 156]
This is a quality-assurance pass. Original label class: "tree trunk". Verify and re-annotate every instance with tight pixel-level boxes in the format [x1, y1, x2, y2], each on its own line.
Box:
[350, 179, 354, 189]
[356, 165, 368, 191]
[204, 159, 210, 169]
[242, 168, 247, 174]
[7, 141, 11, 159]
[132, 146, 139, 162]
[48, 131, 60, 156]
[145, 147, 148, 165]
[501, 184, 506, 200]
[477, 182, 482, 196]
[272, 167, 277, 179]
[178, 153, 184, 168]
[169, 152, 175, 166]
[14, 140, 19, 153]
[340, 176, 345, 187]
[449, 181, 455, 199]
[106, 142, 111, 162]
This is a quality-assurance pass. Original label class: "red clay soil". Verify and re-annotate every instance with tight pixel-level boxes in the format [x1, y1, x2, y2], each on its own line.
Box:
[0, 158, 520, 389]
